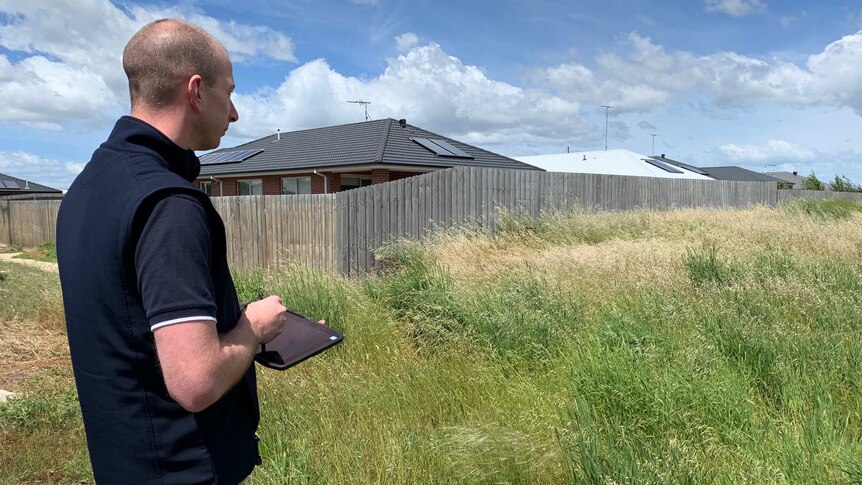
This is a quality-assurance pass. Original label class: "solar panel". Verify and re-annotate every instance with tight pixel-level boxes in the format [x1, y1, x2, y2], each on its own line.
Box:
[0, 179, 19, 189]
[412, 137, 450, 156]
[651, 157, 707, 175]
[643, 158, 684, 174]
[199, 148, 264, 165]
[411, 137, 473, 159]
[427, 139, 473, 158]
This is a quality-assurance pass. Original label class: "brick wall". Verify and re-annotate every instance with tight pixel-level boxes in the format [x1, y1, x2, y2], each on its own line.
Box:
[196, 169, 441, 196]
[389, 170, 428, 182]
[371, 168, 390, 185]
[310, 172, 342, 193]
[198, 172, 342, 196]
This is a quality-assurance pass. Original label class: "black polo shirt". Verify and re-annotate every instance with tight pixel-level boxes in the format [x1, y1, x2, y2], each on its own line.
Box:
[57, 116, 260, 485]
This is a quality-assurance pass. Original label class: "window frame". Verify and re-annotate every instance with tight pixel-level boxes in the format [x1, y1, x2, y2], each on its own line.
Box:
[281, 176, 312, 195]
[237, 178, 263, 196]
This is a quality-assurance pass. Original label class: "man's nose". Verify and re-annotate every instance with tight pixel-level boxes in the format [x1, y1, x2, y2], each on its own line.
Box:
[229, 100, 239, 123]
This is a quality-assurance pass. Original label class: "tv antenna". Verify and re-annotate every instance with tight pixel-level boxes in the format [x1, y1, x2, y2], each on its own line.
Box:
[601, 105, 613, 151]
[347, 100, 372, 121]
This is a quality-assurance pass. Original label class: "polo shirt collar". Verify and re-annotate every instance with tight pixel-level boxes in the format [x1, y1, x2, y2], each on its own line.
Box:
[105, 116, 201, 182]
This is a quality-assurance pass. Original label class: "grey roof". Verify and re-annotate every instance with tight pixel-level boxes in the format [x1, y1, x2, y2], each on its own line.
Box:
[0, 172, 62, 194]
[765, 171, 805, 188]
[198, 118, 541, 176]
[699, 166, 787, 183]
[649, 155, 709, 175]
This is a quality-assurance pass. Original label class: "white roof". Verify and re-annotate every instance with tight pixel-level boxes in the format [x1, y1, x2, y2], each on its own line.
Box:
[514, 149, 714, 180]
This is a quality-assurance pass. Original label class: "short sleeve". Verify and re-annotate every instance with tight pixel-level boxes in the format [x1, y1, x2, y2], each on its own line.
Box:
[135, 194, 217, 331]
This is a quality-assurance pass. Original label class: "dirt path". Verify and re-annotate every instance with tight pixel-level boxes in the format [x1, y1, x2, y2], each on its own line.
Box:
[0, 252, 58, 273]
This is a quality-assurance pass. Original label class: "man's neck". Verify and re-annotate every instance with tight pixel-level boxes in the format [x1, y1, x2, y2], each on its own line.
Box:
[130, 107, 194, 150]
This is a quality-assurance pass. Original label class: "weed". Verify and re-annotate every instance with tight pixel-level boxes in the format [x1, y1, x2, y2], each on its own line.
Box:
[685, 245, 737, 287]
[781, 198, 862, 220]
[0, 386, 80, 434]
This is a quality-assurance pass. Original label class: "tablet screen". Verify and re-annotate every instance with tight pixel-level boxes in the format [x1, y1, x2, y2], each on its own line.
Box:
[255, 311, 343, 370]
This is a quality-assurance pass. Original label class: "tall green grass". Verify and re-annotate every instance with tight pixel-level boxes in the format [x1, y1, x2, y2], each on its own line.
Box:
[5, 203, 862, 483]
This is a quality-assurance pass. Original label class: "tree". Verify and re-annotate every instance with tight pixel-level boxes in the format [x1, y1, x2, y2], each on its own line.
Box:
[829, 175, 862, 193]
[802, 171, 824, 191]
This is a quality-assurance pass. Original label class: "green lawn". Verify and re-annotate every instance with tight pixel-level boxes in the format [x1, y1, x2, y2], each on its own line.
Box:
[3, 199, 862, 483]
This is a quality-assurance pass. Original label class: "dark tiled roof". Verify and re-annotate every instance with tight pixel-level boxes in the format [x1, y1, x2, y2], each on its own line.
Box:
[198, 118, 541, 176]
[765, 171, 805, 187]
[649, 155, 708, 175]
[700, 166, 786, 183]
[0, 172, 62, 194]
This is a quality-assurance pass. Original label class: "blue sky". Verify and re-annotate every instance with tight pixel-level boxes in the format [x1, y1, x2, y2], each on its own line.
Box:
[2, 0, 862, 189]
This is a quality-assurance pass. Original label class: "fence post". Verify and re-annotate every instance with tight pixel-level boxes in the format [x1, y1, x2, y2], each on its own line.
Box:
[5, 200, 10, 246]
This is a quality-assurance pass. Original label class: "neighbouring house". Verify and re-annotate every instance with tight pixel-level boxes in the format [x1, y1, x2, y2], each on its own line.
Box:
[195, 118, 541, 196]
[765, 171, 805, 189]
[0, 172, 63, 198]
[513, 149, 714, 180]
[700, 166, 791, 187]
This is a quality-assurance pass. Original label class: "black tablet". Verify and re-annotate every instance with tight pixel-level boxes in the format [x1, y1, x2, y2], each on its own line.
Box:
[254, 310, 343, 370]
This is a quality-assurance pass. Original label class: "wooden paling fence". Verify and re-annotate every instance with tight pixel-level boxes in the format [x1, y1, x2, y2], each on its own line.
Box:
[212, 194, 336, 273]
[3, 167, 861, 275]
[0, 199, 61, 249]
[777, 190, 862, 203]
[335, 167, 777, 274]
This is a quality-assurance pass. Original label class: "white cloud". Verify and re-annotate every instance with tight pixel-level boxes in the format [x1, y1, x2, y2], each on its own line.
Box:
[780, 16, 796, 27]
[395, 32, 420, 52]
[716, 139, 818, 162]
[539, 30, 862, 116]
[0, 151, 84, 190]
[349, 0, 379, 4]
[0, 0, 296, 129]
[705, 0, 767, 17]
[231, 43, 591, 150]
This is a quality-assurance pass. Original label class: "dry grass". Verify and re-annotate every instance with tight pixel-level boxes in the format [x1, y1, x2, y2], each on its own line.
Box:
[0, 262, 68, 390]
[430, 205, 862, 291]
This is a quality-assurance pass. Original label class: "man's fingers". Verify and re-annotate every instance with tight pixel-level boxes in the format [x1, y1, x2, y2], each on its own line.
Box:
[318, 320, 326, 325]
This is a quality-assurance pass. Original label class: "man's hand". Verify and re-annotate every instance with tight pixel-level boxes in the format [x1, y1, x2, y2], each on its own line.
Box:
[154, 294, 288, 412]
[241, 295, 288, 345]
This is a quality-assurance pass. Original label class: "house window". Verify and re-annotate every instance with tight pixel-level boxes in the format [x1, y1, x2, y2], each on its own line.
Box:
[281, 176, 312, 195]
[237, 179, 262, 195]
[341, 176, 372, 191]
[199, 181, 212, 196]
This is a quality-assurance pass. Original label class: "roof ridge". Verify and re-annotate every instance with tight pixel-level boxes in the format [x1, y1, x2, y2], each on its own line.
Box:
[374, 119, 393, 163]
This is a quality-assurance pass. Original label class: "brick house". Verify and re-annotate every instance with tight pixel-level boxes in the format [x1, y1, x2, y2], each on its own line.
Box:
[195, 118, 540, 196]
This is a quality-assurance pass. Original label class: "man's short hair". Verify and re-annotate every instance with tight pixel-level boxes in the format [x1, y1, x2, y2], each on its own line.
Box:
[123, 19, 222, 109]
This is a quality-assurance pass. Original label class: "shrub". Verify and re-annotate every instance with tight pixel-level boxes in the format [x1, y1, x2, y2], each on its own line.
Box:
[802, 171, 824, 191]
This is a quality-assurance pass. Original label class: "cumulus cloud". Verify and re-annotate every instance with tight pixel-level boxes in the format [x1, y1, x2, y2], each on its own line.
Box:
[705, 0, 766, 17]
[231, 43, 591, 150]
[0, 0, 296, 129]
[539, 30, 862, 116]
[0, 151, 84, 189]
[395, 32, 420, 52]
[716, 139, 818, 162]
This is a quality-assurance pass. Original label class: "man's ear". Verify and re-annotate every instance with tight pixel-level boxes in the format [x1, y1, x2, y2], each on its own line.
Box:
[187, 74, 204, 112]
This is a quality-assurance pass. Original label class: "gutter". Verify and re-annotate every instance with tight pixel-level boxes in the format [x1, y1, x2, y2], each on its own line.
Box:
[209, 176, 224, 196]
[313, 170, 328, 193]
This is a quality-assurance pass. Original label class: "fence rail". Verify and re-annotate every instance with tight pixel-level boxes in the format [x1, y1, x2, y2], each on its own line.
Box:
[2, 167, 859, 275]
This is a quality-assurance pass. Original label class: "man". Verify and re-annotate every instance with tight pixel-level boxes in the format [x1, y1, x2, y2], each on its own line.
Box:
[57, 19, 286, 484]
